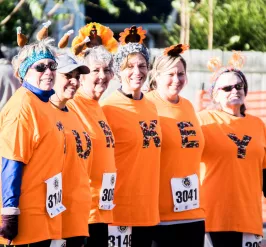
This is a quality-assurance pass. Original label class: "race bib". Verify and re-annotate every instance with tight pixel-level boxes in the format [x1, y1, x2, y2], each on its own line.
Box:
[108, 226, 132, 247]
[171, 174, 199, 212]
[45, 173, 66, 218]
[50, 240, 66, 247]
[99, 173, 116, 210]
[242, 233, 262, 247]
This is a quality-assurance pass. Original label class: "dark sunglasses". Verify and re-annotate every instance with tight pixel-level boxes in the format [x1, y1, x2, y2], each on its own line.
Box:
[30, 62, 58, 72]
[218, 83, 244, 92]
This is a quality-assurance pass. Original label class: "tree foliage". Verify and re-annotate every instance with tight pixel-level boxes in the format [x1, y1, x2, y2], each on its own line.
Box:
[0, 0, 34, 46]
[161, 0, 266, 51]
[0, 0, 147, 47]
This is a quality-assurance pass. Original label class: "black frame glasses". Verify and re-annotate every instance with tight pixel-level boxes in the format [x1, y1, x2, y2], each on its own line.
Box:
[30, 62, 58, 72]
[218, 83, 244, 92]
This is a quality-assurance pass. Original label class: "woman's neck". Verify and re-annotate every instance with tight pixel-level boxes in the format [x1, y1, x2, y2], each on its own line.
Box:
[22, 81, 54, 102]
[158, 91, 179, 104]
[80, 87, 99, 101]
[121, 85, 142, 100]
[50, 94, 67, 110]
[222, 105, 242, 117]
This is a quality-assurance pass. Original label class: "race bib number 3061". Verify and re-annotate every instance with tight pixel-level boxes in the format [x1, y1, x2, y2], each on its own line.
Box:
[171, 174, 199, 212]
[99, 173, 116, 210]
[45, 173, 66, 218]
[108, 226, 132, 247]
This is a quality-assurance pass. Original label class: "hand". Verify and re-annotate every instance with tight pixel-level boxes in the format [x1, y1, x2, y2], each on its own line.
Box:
[0, 215, 18, 243]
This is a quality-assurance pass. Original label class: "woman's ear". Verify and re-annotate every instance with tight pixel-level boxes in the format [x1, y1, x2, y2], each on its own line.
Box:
[110, 70, 115, 79]
[79, 74, 86, 86]
[212, 90, 219, 104]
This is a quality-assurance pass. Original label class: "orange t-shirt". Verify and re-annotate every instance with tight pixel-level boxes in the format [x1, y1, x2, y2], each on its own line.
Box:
[198, 109, 266, 235]
[51, 105, 92, 238]
[67, 90, 116, 224]
[146, 90, 205, 221]
[0, 87, 65, 245]
[100, 90, 162, 226]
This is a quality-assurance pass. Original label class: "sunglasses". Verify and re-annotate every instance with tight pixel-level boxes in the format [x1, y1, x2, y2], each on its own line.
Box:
[218, 83, 244, 92]
[30, 62, 58, 72]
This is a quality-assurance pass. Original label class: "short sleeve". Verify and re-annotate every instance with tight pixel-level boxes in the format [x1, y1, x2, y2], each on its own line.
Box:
[263, 124, 266, 169]
[196, 111, 204, 126]
[0, 109, 36, 164]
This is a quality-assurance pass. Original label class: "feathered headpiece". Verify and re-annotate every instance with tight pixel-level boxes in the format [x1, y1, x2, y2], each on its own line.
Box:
[207, 51, 248, 96]
[119, 26, 146, 45]
[208, 51, 246, 82]
[71, 22, 118, 56]
[113, 25, 149, 75]
[163, 44, 189, 57]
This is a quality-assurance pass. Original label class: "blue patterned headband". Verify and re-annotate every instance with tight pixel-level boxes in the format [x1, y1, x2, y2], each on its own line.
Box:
[113, 42, 149, 75]
[19, 50, 55, 79]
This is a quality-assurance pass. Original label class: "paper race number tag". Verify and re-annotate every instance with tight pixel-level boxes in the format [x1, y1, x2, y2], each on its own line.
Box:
[242, 233, 262, 247]
[99, 173, 116, 210]
[171, 174, 199, 212]
[45, 173, 66, 218]
[50, 239, 66, 247]
[108, 226, 132, 247]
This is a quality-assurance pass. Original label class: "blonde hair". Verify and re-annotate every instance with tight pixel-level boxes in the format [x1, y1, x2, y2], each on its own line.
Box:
[149, 55, 187, 90]
[120, 52, 148, 71]
[12, 38, 56, 82]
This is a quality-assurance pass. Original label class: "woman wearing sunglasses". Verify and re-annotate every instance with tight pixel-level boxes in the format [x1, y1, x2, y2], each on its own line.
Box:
[0, 38, 66, 246]
[145, 44, 205, 247]
[50, 54, 92, 247]
[197, 53, 266, 247]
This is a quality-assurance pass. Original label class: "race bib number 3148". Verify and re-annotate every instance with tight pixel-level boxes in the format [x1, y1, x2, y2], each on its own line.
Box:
[108, 226, 132, 247]
[171, 174, 199, 212]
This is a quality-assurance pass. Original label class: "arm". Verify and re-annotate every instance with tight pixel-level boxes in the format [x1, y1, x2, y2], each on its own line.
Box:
[1, 158, 23, 212]
[263, 169, 266, 197]
[0, 158, 23, 243]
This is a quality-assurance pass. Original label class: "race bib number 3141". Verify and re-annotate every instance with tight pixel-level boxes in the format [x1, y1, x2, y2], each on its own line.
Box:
[171, 174, 199, 212]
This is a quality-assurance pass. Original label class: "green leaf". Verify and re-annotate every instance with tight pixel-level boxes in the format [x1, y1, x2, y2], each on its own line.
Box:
[125, 0, 147, 13]
[52, 13, 71, 21]
[99, 0, 120, 16]
[26, 0, 43, 20]
[229, 35, 240, 44]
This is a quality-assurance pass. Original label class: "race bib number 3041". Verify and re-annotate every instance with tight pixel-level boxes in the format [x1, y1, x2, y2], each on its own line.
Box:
[99, 173, 116, 210]
[171, 174, 199, 212]
[108, 226, 132, 247]
[50, 239, 66, 247]
[45, 173, 66, 218]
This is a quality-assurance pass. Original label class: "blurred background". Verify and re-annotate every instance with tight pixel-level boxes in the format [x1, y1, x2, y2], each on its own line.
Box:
[1, 1, 266, 244]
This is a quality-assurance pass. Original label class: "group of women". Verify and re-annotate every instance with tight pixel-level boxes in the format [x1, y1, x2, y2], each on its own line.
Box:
[0, 22, 265, 247]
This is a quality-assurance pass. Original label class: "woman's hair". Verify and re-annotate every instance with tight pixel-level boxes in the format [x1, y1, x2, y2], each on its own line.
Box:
[119, 52, 148, 71]
[148, 54, 187, 90]
[12, 38, 56, 82]
[113, 43, 149, 76]
[211, 69, 248, 116]
[79, 45, 114, 72]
